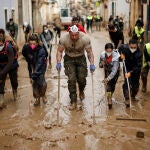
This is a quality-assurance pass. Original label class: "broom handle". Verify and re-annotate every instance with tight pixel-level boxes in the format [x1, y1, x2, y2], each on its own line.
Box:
[57, 71, 60, 126]
[122, 59, 132, 108]
[91, 72, 95, 124]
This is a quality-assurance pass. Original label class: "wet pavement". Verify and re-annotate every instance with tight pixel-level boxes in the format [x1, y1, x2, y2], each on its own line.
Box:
[0, 30, 150, 150]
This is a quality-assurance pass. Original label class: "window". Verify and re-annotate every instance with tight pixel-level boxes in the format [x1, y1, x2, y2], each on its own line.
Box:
[4, 9, 8, 26]
[11, 9, 15, 19]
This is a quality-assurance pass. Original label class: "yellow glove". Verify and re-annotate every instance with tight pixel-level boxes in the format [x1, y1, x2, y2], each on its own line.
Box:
[120, 53, 125, 60]
[125, 72, 131, 78]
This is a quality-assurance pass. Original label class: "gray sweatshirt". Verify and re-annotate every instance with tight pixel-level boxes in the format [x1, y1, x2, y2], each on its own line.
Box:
[99, 50, 120, 81]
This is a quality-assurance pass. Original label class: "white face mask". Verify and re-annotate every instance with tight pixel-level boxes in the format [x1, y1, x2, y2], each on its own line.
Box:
[106, 52, 112, 57]
[0, 45, 4, 51]
[130, 48, 137, 53]
[44, 29, 48, 33]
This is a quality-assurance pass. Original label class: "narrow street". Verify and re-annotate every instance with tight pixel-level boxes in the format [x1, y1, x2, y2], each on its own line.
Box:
[0, 30, 150, 150]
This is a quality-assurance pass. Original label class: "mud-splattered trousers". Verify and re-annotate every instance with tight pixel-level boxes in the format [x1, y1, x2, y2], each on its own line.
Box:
[32, 74, 47, 99]
[104, 64, 120, 94]
[0, 67, 18, 94]
[64, 55, 88, 104]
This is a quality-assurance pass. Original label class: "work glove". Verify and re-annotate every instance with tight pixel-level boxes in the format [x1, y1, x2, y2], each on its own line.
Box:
[56, 63, 62, 71]
[125, 72, 131, 78]
[120, 53, 125, 60]
[90, 64, 95, 73]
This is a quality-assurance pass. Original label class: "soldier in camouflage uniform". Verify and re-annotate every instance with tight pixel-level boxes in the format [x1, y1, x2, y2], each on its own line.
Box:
[56, 25, 95, 110]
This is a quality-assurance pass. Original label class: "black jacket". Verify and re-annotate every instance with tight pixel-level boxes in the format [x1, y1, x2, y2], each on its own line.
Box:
[118, 44, 142, 74]
[22, 44, 47, 78]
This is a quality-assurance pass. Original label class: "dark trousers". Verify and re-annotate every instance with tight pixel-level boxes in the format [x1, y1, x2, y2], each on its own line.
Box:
[123, 72, 140, 99]
[64, 55, 88, 104]
[32, 74, 47, 98]
[105, 70, 120, 94]
[0, 68, 18, 94]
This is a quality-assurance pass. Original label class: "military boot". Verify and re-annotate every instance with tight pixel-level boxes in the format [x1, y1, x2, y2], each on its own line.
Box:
[69, 93, 77, 110]
[34, 98, 40, 106]
[13, 90, 17, 101]
[106, 92, 112, 109]
[79, 90, 85, 101]
[69, 102, 77, 110]
[0, 94, 5, 109]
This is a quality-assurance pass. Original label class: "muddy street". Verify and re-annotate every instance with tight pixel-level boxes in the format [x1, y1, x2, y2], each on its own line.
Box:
[0, 30, 150, 150]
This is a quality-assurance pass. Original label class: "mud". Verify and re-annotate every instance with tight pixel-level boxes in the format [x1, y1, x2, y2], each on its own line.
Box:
[0, 31, 150, 150]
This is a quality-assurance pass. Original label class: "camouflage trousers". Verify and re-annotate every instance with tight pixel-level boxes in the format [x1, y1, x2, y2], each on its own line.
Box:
[105, 69, 120, 94]
[64, 55, 88, 104]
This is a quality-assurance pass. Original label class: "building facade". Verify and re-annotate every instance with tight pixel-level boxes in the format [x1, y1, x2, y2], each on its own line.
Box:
[130, 0, 150, 42]
[107, 0, 130, 28]
[0, 0, 16, 30]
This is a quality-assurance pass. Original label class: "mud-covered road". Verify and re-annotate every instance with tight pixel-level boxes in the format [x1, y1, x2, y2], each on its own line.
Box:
[0, 30, 150, 150]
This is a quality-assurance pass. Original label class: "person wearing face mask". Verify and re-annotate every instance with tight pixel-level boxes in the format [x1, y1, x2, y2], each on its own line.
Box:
[99, 43, 120, 109]
[22, 34, 48, 106]
[0, 36, 15, 108]
[6, 18, 18, 42]
[118, 39, 142, 107]
[56, 25, 95, 110]
[108, 23, 124, 49]
[132, 22, 144, 51]
[141, 43, 150, 93]
[40, 25, 53, 69]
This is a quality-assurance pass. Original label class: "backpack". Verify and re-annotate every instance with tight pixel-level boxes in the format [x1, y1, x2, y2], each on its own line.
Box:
[5, 41, 18, 60]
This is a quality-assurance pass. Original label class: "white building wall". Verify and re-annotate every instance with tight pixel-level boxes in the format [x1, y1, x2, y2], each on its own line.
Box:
[0, 0, 15, 30]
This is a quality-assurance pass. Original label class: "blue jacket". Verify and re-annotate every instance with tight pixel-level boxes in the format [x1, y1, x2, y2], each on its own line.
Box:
[22, 44, 47, 78]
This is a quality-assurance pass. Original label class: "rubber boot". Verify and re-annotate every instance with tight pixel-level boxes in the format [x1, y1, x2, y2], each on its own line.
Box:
[141, 78, 147, 93]
[34, 98, 40, 106]
[0, 94, 5, 109]
[106, 92, 112, 109]
[13, 89, 17, 101]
